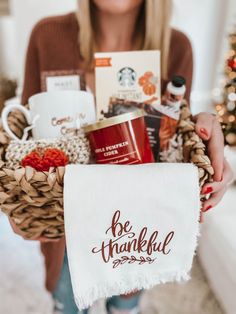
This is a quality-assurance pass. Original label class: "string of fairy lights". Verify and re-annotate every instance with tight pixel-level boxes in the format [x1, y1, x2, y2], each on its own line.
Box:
[215, 32, 236, 146]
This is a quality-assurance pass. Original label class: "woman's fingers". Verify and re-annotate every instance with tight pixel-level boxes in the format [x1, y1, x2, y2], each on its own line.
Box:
[9, 218, 26, 237]
[201, 186, 227, 212]
[201, 159, 234, 195]
[194, 113, 224, 182]
[9, 218, 60, 242]
[194, 112, 214, 140]
[37, 237, 60, 243]
[22, 234, 59, 242]
[201, 159, 234, 211]
[201, 180, 224, 195]
[194, 113, 233, 213]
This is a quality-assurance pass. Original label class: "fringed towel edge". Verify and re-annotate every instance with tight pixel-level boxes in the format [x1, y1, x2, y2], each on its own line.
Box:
[75, 270, 191, 310]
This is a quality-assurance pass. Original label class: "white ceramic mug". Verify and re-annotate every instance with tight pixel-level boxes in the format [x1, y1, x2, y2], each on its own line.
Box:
[1, 91, 96, 140]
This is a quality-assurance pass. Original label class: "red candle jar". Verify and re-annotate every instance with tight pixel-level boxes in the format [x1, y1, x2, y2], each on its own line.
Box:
[84, 110, 154, 164]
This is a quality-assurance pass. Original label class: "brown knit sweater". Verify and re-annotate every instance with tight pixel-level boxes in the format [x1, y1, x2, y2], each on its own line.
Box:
[21, 12, 193, 293]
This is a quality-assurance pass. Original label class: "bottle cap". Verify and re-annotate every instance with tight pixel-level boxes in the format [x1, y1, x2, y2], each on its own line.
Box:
[167, 75, 186, 96]
[172, 76, 186, 88]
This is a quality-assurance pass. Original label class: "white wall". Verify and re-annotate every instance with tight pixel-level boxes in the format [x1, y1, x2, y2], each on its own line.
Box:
[172, 0, 229, 113]
[5, 0, 234, 113]
[0, 16, 16, 77]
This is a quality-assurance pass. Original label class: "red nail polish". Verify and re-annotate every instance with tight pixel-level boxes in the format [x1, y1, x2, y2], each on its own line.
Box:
[204, 205, 212, 212]
[203, 186, 213, 194]
[200, 128, 208, 137]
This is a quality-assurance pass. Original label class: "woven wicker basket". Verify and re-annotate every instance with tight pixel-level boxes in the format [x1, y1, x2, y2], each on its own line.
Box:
[0, 105, 214, 239]
[0, 163, 64, 238]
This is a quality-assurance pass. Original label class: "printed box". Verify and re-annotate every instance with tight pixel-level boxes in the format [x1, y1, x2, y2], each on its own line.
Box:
[95, 50, 161, 159]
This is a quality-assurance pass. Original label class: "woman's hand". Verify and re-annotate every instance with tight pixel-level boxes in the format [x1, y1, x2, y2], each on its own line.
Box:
[9, 218, 60, 243]
[193, 113, 234, 212]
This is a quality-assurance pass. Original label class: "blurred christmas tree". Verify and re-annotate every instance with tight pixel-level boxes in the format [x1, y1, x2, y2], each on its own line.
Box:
[216, 32, 236, 146]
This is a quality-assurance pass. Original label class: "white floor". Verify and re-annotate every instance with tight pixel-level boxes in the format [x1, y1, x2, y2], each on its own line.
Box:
[0, 213, 223, 314]
[0, 214, 53, 314]
[198, 184, 236, 314]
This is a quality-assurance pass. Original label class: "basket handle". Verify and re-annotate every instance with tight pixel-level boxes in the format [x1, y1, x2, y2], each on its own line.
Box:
[1, 104, 32, 141]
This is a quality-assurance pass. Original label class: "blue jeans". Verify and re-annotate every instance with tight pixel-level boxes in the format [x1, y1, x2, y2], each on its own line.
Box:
[53, 251, 88, 314]
[53, 251, 141, 314]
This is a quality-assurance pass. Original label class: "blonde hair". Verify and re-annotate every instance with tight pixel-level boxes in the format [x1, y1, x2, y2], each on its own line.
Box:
[77, 0, 172, 79]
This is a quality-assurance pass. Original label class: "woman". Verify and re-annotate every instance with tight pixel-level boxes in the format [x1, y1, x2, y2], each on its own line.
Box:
[11, 0, 233, 313]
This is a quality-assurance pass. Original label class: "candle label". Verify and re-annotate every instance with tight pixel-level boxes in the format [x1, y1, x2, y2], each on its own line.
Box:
[94, 140, 140, 165]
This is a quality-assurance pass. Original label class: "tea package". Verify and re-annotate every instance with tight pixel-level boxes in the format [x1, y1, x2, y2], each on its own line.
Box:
[41, 70, 86, 92]
[95, 50, 162, 158]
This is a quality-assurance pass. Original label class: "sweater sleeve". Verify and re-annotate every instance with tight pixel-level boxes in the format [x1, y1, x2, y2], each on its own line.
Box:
[166, 29, 194, 104]
[21, 26, 41, 105]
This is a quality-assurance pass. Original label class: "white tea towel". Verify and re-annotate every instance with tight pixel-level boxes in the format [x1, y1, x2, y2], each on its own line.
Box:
[64, 163, 200, 310]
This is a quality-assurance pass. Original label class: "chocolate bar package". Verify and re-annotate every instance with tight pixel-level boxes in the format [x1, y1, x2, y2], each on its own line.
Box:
[95, 50, 162, 159]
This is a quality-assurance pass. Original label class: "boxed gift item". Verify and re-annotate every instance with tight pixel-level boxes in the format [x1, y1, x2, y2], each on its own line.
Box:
[95, 50, 162, 158]
[95, 50, 161, 117]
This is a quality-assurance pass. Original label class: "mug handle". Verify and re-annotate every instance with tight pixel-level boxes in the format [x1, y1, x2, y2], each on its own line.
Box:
[1, 104, 32, 141]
